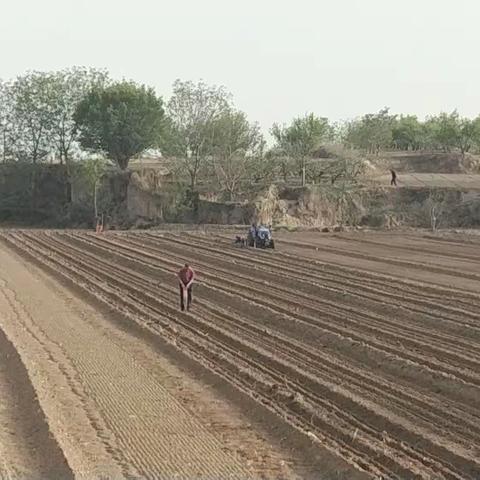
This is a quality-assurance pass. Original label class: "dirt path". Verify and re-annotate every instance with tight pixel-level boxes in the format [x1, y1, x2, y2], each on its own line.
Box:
[0, 242, 297, 479]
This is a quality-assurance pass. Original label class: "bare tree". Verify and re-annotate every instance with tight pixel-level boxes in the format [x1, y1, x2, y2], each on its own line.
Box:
[425, 190, 448, 232]
[165, 80, 232, 190]
[322, 146, 368, 226]
[80, 157, 107, 218]
[209, 110, 267, 200]
[50, 67, 109, 165]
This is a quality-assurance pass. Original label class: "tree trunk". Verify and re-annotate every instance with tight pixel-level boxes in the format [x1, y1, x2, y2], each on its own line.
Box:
[190, 172, 196, 191]
[301, 158, 306, 187]
[64, 153, 73, 203]
[2, 131, 5, 163]
[30, 165, 38, 214]
[94, 181, 98, 219]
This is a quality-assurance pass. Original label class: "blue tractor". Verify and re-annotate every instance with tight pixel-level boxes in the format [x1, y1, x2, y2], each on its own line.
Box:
[247, 225, 275, 249]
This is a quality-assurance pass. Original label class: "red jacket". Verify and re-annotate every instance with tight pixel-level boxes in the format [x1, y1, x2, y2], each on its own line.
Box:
[178, 266, 195, 286]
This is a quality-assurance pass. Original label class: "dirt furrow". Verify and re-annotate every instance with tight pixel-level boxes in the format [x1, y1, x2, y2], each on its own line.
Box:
[270, 236, 480, 283]
[5, 231, 480, 479]
[185, 232, 480, 320]
[31, 232, 480, 476]
[3, 232, 395, 479]
[198, 231, 480, 304]
[64, 232, 480, 422]
[130, 232, 480, 349]
[82, 232, 480, 386]
[327, 234, 480, 263]
[57, 232, 480, 445]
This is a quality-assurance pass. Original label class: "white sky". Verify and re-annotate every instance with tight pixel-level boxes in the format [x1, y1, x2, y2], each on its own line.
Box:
[1, 0, 479, 133]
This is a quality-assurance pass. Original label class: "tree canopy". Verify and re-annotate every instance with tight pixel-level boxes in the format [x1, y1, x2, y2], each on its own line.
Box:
[163, 79, 232, 189]
[3, 66, 480, 198]
[344, 108, 396, 154]
[74, 81, 165, 169]
[271, 113, 332, 185]
[392, 115, 423, 151]
[208, 109, 266, 200]
[50, 67, 109, 165]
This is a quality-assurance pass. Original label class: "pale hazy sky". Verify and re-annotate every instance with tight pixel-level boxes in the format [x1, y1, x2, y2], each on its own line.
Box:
[1, 0, 478, 132]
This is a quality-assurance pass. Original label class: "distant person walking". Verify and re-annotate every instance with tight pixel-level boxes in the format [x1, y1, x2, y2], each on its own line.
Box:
[177, 263, 195, 311]
[390, 169, 398, 187]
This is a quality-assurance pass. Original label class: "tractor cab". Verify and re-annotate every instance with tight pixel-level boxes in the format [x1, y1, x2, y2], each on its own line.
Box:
[247, 224, 275, 249]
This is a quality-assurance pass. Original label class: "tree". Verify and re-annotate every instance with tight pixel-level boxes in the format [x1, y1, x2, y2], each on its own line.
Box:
[425, 112, 460, 152]
[457, 116, 480, 156]
[322, 146, 367, 226]
[11, 71, 58, 163]
[50, 67, 109, 165]
[74, 81, 165, 169]
[344, 107, 396, 154]
[164, 80, 233, 190]
[0, 80, 20, 162]
[80, 157, 107, 218]
[422, 112, 480, 155]
[392, 115, 424, 151]
[271, 113, 332, 186]
[209, 110, 266, 200]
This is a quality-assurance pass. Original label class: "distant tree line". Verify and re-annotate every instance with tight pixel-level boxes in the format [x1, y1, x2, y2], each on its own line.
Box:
[1, 67, 480, 203]
[343, 107, 480, 156]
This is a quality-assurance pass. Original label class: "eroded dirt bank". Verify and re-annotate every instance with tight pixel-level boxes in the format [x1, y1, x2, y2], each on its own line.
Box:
[0, 324, 73, 479]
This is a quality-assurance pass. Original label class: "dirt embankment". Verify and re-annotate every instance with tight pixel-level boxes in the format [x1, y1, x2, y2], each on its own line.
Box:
[379, 151, 471, 173]
[0, 323, 73, 479]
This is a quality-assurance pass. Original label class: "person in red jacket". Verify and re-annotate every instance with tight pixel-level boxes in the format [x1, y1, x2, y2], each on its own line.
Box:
[177, 263, 195, 311]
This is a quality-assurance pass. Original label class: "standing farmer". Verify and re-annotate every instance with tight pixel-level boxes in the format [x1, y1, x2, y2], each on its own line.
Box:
[177, 263, 195, 311]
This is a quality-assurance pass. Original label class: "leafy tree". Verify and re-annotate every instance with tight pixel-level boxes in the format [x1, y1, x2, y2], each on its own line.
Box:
[422, 112, 480, 154]
[11, 71, 58, 163]
[0, 80, 20, 162]
[164, 79, 232, 190]
[425, 111, 460, 152]
[50, 67, 109, 165]
[271, 113, 332, 186]
[345, 107, 396, 154]
[80, 156, 107, 217]
[457, 116, 480, 156]
[392, 115, 424, 151]
[208, 110, 266, 200]
[4, 72, 60, 210]
[266, 147, 296, 183]
[74, 81, 165, 169]
[330, 120, 349, 144]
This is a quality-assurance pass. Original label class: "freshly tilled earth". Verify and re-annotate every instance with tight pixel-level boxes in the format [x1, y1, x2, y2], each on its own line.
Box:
[1, 229, 479, 479]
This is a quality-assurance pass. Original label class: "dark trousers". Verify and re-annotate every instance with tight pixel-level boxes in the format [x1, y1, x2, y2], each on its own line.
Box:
[179, 284, 193, 311]
[391, 177, 397, 186]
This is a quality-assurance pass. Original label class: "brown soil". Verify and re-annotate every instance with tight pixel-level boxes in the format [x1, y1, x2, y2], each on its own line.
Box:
[0, 239, 302, 479]
[1, 228, 479, 479]
[0, 322, 73, 479]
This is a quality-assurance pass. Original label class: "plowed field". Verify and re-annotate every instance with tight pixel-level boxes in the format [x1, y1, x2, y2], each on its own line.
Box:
[1, 229, 479, 480]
